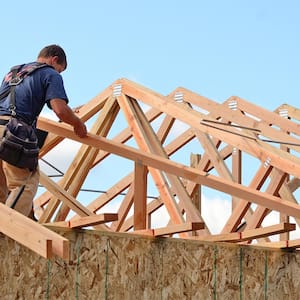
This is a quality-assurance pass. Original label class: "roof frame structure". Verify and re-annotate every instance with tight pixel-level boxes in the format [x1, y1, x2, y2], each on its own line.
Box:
[2, 78, 300, 259]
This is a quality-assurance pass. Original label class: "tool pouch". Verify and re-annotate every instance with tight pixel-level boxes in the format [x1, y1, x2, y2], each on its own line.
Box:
[0, 118, 39, 170]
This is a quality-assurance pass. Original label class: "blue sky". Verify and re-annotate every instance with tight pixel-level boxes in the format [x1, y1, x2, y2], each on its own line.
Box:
[2, 1, 300, 110]
[2, 1, 300, 233]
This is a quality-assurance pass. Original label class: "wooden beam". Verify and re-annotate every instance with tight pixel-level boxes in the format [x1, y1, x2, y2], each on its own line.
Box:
[110, 185, 135, 231]
[0, 203, 69, 259]
[37, 117, 300, 220]
[133, 222, 204, 237]
[45, 213, 118, 229]
[255, 239, 300, 249]
[116, 95, 185, 225]
[54, 96, 120, 221]
[177, 88, 300, 154]
[221, 164, 272, 233]
[195, 223, 295, 243]
[153, 222, 204, 236]
[129, 96, 205, 225]
[119, 198, 163, 232]
[38, 171, 95, 222]
[134, 161, 148, 230]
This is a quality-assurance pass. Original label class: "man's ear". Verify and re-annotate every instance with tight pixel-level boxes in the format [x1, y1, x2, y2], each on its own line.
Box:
[51, 56, 59, 64]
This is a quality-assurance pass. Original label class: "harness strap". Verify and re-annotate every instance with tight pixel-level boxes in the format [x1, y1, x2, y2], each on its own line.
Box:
[8, 65, 22, 116]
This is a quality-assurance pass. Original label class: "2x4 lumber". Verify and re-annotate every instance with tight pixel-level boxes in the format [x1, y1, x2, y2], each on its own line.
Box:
[116, 95, 185, 225]
[129, 96, 204, 225]
[244, 169, 288, 232]
[196, 223, 295, 243]
[35, 92, 115, 211]
[156, 114, 175, 143]
[70, 213, 118, 228]
[92, 107, 163, 168]
[119, 198, 163, 232]
[55, 97, 120, 221]
[232, 148, 242, 209]
[38, 171, 94, 222]
[134, 162, 148, 230]
[221, 164, 273, 233]
[287, 177, 300, 192]
[278, 182, 300, 226]
[189, 153, 201, 211]
[133, 222, 204, 237]
[171, 88, 300, 154]
[45, 213, 118, 229]
[118, 78, 300, 180]
[85, 127, 194, 218]
[236, 98, 300, 138]
[277, 104, 300, 127]
[110, 185, 135, 231]
[84, 128, 195, 219]
[255, 238, 300, 249]
[195, 131, 232, 181]
[164, 128, 196, 156]
[0, 203, 69, 259]
[37, 117, 300, 220]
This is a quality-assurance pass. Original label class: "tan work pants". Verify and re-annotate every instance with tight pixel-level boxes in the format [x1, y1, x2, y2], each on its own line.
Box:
[0, 123, 39, 217]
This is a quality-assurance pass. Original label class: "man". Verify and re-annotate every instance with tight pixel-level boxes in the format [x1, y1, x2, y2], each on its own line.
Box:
[0, 44, 87, 218]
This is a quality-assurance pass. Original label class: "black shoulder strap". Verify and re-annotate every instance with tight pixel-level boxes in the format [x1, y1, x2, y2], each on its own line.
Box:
[4, 63, 51, 116]
[17, 62, 50, 79]
[8, 65, 23, 116]
[0, 64, 23, 101]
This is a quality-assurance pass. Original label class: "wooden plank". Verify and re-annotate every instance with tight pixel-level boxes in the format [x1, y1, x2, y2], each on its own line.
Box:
[110, 185, 134, 231]
[232, 148, 242, 209]
[115, 95, 185, 225]
[70, 213, 118, 228]
[244, 169, 287, 231]
[195, 131, 232, 180]
[0, 203, 70, 260]
[235, 99, 300, 138]
[134, 161, 148, 230]
[255, 238, 300, 249]
[196, 223, 295, 242]
[133, 222, 204, 237]
[39, 171, 94, 221]
[119, 198, 163, 232]
[153, 222, 204, 236]
[54, 96, 120, 221]
[172, 88, 300, 155]
[221, 164, 272, 233]
[37, 117, 300, 220]
[129, 96, 204, 225]
[45, 213, 118, 229]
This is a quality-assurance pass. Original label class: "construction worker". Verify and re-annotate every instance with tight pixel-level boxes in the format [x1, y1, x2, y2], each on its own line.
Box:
[0, 44, 87, 219]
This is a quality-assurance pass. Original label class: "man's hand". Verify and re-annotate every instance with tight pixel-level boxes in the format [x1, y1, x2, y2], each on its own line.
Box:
[73, 118, 87, 138]
[50, 99, 87, 138]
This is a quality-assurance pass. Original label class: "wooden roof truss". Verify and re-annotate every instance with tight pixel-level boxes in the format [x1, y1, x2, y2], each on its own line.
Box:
[3, 78, 300, 259]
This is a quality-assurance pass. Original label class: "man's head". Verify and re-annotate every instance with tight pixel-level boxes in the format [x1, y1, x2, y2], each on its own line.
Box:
[37, 44, 67, 73]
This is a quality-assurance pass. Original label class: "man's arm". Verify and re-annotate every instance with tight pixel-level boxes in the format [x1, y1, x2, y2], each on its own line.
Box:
[49, 99, 87, 138]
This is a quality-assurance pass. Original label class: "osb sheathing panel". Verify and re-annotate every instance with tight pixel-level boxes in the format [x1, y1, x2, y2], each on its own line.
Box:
[0, 230, 300, 299]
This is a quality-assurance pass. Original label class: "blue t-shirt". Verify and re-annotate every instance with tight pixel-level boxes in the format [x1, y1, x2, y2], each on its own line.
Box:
[0, 62, 68, 124]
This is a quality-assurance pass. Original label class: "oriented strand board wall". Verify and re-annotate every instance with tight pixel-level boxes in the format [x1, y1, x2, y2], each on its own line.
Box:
[0, 230, 300, 299]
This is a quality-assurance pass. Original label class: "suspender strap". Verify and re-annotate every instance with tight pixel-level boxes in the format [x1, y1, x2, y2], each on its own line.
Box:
[8, 65, 23, 117]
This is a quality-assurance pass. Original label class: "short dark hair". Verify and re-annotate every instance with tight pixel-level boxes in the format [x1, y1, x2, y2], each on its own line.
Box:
[38, 44, 67, 68]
